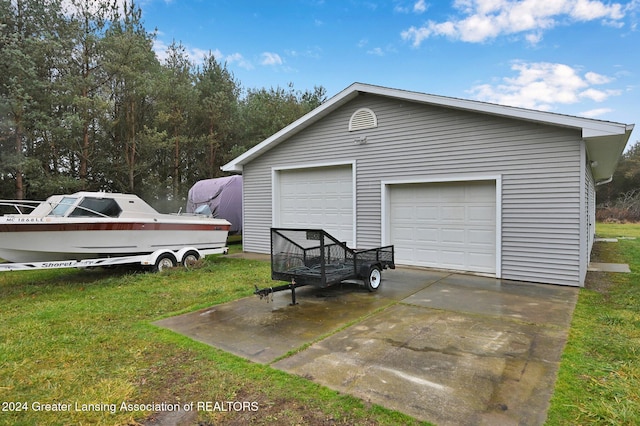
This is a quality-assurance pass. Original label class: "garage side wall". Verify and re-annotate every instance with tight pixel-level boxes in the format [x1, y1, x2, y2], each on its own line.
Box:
[242, 94, 584, 286]
[581, 157, 596, 284]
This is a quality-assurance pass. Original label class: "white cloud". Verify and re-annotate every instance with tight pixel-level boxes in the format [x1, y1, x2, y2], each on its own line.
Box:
[467, 61, 620, 111]
[367, 47, 385, 56]
[414, 0, 428, 13]
[225, 52, 254, 70]
[401, 26, 432, 45]
[584, 71, 612, 84]
[152, 40, 253, 70]
[402, 0, 628, 46]
[286, 47, 322, 60]
[580, 87, 622, 101]
[152, 39, 170, 63]
[261, 52, 283, 66]
[395, 0, 428, 14]
[61, 0, 123, 16]
[580, 107, 613, 117]
[188, 47, 210, 64]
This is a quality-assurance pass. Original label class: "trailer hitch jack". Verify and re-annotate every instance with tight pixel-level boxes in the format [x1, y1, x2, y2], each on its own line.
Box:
[254, 279, 301, 305]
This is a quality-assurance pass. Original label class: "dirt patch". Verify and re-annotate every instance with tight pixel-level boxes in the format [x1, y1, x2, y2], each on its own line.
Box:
[142, 394, 378, 426]
[141, 409, 198, 426]
[206, 396, 376, 426]
[585, 270, 615, 294]
[135, 348, 382, 426]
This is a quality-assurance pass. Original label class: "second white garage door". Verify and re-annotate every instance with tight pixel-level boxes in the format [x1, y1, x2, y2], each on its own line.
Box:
[276, 165, 354, 246]
[389, 180, 496, 274]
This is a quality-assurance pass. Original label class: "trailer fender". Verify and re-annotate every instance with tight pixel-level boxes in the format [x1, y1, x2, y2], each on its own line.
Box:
[359, 262, 381, 279]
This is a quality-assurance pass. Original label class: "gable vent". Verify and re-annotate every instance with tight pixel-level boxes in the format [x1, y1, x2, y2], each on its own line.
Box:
[349, 108, 377, 131]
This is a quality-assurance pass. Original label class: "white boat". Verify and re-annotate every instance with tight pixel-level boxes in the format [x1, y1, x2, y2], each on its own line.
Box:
[0, 192, 231, 263]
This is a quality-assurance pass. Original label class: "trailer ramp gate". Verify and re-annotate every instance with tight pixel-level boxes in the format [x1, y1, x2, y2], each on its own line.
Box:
[255, 228, 394, 305]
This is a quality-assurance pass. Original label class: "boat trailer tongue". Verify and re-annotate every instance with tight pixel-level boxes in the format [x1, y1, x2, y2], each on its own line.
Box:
[254, 228, 395, 306]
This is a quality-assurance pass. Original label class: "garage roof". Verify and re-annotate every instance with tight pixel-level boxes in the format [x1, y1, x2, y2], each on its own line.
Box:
[222, 82, 634, 182]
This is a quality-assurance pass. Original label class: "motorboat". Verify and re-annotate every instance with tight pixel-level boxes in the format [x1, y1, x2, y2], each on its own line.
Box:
[0, 192, 231, 263]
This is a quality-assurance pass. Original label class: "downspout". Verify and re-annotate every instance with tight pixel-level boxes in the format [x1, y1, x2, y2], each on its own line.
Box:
[595, 176, 613, 186]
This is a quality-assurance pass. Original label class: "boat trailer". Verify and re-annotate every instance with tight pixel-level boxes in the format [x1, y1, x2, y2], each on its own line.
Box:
[254, 228, 395, 305]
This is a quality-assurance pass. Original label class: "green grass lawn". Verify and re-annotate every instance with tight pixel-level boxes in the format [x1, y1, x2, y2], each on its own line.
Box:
[1, 226, 639, 425]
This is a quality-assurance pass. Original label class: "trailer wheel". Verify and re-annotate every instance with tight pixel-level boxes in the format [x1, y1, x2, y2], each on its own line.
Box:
[181, 250, 200, 269]
[364, 265, 382, 292]
[153, 253, 177, 272]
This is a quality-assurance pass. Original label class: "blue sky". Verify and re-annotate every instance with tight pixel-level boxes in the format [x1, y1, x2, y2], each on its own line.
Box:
[139, 0, 639, 143]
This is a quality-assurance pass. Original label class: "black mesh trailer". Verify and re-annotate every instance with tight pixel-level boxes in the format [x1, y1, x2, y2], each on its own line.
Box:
[254, 228, 395, 304]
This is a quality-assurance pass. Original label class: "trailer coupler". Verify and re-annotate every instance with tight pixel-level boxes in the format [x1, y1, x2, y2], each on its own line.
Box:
[254, 279, 304, 305]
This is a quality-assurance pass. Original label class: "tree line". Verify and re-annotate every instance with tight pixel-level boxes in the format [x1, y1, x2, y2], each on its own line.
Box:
[0, 0, 326, 210]
[596, 140, 640, 222]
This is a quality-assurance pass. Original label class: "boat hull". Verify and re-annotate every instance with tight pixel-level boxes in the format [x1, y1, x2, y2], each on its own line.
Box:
[0, 220, 230, 263]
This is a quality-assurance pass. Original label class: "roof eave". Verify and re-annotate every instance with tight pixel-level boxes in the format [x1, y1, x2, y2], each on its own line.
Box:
[221, 83, 635, 177]
[585, 124, 634, 183]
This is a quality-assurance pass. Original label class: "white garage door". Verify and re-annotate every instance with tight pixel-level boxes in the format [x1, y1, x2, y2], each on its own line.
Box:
[389, 180, 496, 274]
[277, 165, 353, 245]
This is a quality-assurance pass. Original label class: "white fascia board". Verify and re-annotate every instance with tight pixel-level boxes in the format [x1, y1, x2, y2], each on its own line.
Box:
[357, 83, 632, 138]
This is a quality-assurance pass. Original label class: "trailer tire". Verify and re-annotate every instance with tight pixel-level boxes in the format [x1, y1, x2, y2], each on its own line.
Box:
[181, 250, 200, 269]
[153, 253, 177, 272]
[364, 265, 382, 292]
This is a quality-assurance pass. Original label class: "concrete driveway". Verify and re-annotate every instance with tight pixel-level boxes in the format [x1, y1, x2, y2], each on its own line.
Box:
[155, 267, 578, 425]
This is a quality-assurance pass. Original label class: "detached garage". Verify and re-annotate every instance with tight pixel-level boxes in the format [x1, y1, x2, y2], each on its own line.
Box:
[223, 83, 633, 287]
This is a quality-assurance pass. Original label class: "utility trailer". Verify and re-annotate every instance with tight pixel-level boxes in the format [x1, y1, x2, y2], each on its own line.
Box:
[0, 247, 228, 273]
[254, 228, 395, 304]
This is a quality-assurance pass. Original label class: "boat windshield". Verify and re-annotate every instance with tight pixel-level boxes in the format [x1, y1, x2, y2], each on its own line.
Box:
[48, 197, 78, 216]
[68, 197, 122, 218]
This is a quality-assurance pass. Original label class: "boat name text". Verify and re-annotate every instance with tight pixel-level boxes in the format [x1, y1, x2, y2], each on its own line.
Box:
[4, 217, 46, 223]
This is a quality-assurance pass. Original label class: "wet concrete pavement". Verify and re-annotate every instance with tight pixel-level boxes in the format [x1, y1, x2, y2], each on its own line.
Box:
[155, 267, 578, 425]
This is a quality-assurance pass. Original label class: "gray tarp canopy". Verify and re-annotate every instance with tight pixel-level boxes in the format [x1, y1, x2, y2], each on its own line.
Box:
[186, 175, 242, 234]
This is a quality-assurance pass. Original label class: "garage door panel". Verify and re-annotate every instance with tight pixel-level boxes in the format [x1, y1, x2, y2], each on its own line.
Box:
[416, 227, 438, 242]
[441, 186, 465, 201]
[389, 181, 496, 274]
[396, 247, 416, 260]
[469, 229, 495, 245]
[278, 166, 353, 246]
[468, 205, 495, 222]
[308, 199, 324, 209]
[416, 206, 439, 220]
[441, 229, 465, 244]
[393, 205, 415, 221]
[441, 206, 465, 221]
[441, 250, 467, 267]
[470, 253, 495, 270]
[468, 183, 495, 200]
[415, 248, 439, 262]
[393, 226, 415, 240]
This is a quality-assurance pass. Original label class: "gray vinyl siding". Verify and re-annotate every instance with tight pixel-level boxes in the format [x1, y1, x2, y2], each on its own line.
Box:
[588, 168, 596, 255]
[242, 94, 585, 286]
[242, 166, 273, 253]
[581, 162, 596, 284]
